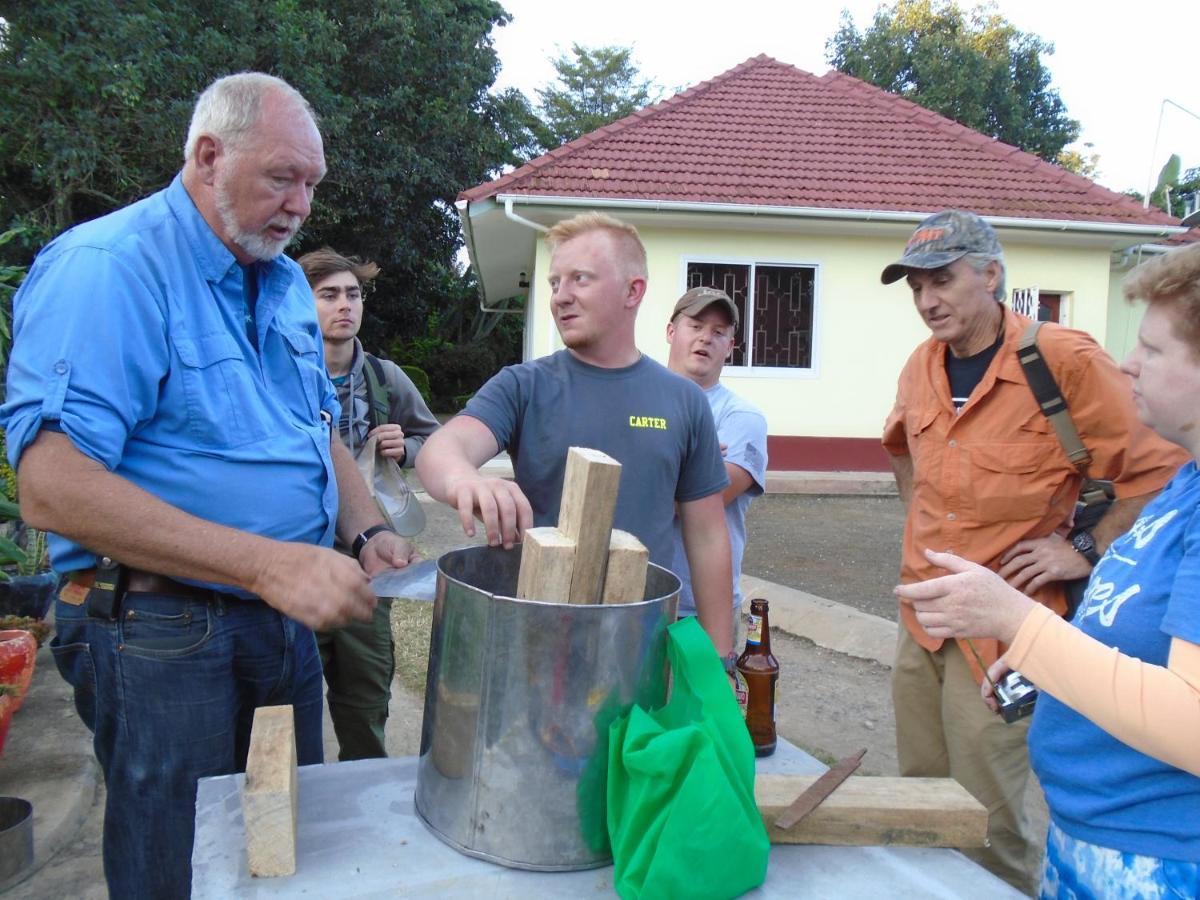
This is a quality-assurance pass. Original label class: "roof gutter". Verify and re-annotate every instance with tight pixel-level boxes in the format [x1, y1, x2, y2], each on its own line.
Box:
[494, 194, 1186, 239]
[455, 198, 523, 316]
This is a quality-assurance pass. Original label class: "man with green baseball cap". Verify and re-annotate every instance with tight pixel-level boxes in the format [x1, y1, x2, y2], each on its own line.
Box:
[880, 209, 1184, 894]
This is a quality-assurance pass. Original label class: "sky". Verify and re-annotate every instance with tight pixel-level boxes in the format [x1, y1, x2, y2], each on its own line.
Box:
[491, 0, 1200, 199]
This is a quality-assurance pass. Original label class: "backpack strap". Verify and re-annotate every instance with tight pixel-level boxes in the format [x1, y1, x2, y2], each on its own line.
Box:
[1016, 321, 1092, 474]
[360, 353, 391, 431]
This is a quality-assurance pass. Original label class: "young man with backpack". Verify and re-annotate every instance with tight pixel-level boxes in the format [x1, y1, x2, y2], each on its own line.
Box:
[300, 247, 439, 759]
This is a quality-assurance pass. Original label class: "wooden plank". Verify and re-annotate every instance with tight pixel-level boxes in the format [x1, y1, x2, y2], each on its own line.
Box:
[242, 705, 298, 877]
[516, 526, 576, 603]
[601, 529, 648, 604]
[755, 774, 987, 848]
[557, 447, 622, 604]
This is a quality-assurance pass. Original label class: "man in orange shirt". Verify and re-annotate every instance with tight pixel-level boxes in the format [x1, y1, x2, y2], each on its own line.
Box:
[880, 209, 1185, 894]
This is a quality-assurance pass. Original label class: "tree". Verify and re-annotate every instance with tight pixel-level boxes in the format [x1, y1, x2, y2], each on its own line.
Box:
[1146, 155, 1200, 218]
[0, 0, 537, 358]
[1057, 143, 1100, 179]
[826, 0, 1080, 163]
[534, 43, 660, 149]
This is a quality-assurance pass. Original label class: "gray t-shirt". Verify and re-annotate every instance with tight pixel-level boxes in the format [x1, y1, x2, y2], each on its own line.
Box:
[463, 350, 728, 568]
[671, 383, 768, 615]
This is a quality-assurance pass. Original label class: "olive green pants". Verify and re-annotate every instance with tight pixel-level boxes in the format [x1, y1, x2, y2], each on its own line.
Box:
[892, 627, 1041, 897]
[316, 598, 394, 761]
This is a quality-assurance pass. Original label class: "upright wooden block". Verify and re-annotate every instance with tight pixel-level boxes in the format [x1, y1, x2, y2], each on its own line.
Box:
[557, 447, 622, 604]
[516, 526, 576, 603]
[242, 705, 298, 877]
[755, 774, 987, 848]
[601, 529, 648, 604]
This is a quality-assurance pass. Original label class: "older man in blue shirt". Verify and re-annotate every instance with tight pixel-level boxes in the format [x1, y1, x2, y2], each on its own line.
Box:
[1, 72, 416, 896]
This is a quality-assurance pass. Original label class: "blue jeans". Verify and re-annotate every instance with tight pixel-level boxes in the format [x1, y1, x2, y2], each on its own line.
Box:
[50, 587, 324, 899]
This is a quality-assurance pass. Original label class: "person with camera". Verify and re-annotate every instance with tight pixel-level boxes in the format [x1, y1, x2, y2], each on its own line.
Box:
[880, 210, 1186, 893]
[299, 247, 439, 761]
[896, 242, 1200, 897]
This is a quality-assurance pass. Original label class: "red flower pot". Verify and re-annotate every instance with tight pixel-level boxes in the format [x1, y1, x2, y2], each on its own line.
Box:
[0, 630, 37, 712]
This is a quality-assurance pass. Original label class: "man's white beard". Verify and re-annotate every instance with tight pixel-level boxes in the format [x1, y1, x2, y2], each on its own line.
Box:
[214, 176, 299, 261]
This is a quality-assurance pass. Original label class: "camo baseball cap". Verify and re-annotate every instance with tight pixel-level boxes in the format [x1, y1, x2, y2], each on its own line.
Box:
[880, 210, 1003, 284]
[671, 286, 740, 328]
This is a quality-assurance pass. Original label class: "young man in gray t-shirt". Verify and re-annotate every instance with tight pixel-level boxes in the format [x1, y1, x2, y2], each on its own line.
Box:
[417, 213, 735, 659]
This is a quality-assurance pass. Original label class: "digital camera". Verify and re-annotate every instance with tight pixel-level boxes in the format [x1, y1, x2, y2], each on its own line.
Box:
[994, 671, 1037, 724]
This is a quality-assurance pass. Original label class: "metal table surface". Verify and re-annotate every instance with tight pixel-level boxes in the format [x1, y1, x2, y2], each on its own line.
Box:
[192, 738, 1021, 898]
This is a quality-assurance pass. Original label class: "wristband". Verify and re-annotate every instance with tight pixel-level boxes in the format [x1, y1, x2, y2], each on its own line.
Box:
[352, 524, 393, 561]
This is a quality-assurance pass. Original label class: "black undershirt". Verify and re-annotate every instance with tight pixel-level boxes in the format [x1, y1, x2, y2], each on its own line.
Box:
[945, 326, 1004, 411]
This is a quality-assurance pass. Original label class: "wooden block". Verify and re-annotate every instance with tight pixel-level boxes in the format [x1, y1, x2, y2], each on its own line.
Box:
[242, 705, 298, 877]
[755, 774, 987, 848]
[557, 447, 622, 604]
[516, 526, 576, 603]
[601, 529, 648, 604]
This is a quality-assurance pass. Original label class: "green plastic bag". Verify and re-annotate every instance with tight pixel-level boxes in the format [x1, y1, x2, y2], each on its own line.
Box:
[607, 616, 770, 899]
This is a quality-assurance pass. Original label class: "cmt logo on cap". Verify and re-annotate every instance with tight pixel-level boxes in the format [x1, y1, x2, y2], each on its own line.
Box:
[906, 227, 946, 251]
[629, 415, 668, 430]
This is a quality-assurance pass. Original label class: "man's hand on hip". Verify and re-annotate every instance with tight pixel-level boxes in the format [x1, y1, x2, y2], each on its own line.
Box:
[998, 532, 1092, 594]
[359, 531, 420, 575]
[252, 543, 377, 630]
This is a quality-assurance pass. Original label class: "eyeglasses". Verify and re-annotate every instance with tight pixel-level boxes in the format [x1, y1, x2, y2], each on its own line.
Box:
[314, 285, 367, 303]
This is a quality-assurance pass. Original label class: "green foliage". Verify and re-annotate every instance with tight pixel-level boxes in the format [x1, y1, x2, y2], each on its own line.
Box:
[399, 365, 432, 405]
[1148, 157, 1198, 217]
[826, 0, 1080, 163]
[0, 228, 32, 396]
[533, 44, 661, 149]
[1149, 154, 1182, 213]
[1174, 167, 1200, 220]
[0, 0, 539, 353]
[1057, 144, 1100, 179]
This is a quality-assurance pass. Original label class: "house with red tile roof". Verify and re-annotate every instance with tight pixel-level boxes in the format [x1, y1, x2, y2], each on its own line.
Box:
[456, 55, 1186, 472]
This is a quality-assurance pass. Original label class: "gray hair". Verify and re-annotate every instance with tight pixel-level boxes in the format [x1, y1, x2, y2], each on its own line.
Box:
[183, 72, 316, 161]
[964, 252, 1006, 302]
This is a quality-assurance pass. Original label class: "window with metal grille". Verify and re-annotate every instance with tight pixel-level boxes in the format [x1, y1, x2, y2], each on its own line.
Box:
[685, 261, 816, 369]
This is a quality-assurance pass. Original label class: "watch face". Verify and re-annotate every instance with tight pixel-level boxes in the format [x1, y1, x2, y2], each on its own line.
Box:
[1072, 530, 1099, 564]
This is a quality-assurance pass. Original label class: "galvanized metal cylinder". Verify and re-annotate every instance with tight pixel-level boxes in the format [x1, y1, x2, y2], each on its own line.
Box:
[414, 545, 680, 870]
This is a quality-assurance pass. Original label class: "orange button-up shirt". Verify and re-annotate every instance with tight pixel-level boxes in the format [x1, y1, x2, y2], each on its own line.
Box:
[883, 308, 1187, 678]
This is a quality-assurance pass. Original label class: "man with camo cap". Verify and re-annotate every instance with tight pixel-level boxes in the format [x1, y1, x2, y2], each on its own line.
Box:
[880, 209, 1184, 893]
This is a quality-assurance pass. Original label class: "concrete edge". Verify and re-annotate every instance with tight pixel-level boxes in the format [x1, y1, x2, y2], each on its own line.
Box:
[740, 575, 897, 669]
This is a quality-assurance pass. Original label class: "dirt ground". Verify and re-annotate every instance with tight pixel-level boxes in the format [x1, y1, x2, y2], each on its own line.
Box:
[743, 493, 907, 622]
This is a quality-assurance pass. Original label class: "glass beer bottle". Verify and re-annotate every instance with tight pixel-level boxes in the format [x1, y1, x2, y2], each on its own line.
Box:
[736, 598, 779, 757]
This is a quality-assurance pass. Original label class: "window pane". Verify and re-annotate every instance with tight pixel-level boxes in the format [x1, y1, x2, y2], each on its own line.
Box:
[754, 265, 814, 368]
[685, 262, 749, 366]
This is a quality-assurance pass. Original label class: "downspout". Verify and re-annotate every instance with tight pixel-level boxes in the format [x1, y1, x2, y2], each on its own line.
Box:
[503, 197, 550, 234]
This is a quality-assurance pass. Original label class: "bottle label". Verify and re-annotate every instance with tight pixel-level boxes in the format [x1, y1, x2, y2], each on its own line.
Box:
[746, 614, 762, 645]
[735, 672, 748, 716]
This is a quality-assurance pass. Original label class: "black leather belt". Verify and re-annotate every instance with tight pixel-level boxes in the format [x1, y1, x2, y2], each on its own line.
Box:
[70, 566, 216, 601]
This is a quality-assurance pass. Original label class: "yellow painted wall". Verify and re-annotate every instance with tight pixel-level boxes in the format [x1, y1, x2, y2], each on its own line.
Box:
[1106, 261, 1150, 364]
[523, 224, 1118, 439]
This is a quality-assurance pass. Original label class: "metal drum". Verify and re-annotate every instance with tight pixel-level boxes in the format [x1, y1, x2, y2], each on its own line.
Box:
[414, 545, 679, 870]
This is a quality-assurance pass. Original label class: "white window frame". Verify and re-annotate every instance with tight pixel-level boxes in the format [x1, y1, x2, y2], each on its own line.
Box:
[680, 255, 823, 379]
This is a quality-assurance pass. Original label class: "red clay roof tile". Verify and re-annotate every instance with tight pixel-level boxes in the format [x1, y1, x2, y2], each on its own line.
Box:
[461, 56, 1181, 228]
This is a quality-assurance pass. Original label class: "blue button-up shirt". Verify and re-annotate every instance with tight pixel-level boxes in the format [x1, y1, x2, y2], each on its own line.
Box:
[1, 175, 341, 580]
